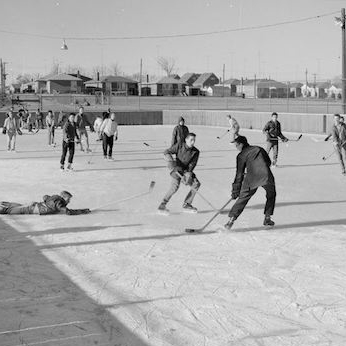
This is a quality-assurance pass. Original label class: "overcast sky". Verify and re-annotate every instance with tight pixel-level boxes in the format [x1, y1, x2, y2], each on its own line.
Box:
[0, 0, 344, 83]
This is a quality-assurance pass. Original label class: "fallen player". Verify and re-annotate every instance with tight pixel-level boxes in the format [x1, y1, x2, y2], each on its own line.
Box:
[0, 191, 90, 215]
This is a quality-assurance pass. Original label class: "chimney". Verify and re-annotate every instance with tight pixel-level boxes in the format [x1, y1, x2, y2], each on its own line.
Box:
[77, 70, 80, 78]
[97, 72, 100, 81]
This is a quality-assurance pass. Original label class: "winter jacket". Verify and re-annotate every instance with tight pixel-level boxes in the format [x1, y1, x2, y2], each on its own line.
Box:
[62, 121, 79, 143]
[164, 142, 199, 175]
[4, 117, 17, 133]
[100, 118, 118, 137]
[233, 145, 274, 191]
[75, 113, 94, 132]
[36, 195, 68, 215]
[331, 123, 346, 148]
[263, 120, 287, 142]
[46, 115, 55, 128]
[171, 124, 189, 146]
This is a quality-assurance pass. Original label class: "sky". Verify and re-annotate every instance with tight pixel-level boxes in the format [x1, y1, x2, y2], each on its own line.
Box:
[0, 0, 345, 83]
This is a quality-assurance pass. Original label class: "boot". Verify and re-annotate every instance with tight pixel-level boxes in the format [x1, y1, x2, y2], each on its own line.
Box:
[263, 215, 275, 227]
[158, 202, 169, 215]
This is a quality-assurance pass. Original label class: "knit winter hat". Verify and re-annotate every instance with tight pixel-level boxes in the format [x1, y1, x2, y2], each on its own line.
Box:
[178, 116, 185, 123]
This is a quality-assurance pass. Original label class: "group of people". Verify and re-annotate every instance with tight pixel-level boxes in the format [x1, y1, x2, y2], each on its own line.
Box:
[157, 111, 346, 230]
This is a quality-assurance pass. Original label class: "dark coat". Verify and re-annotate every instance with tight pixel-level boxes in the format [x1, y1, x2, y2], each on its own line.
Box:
[63, 121, 79, 143]
[164, 143, 199, 174]
[331, 123, 346, 148]
[263, 120, 287, 142]
[36, 195, 68, 215]
[171, 124, 189, 146]
[234, 145, 274, 191]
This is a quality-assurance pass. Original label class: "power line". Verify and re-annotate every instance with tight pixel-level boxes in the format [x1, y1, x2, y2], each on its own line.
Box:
[0, 10, 339, 41]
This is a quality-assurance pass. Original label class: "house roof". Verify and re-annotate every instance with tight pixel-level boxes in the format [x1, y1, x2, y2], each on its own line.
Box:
[289, 82, 303, 88]
[68, 73, 92, 82]
[315, 81, 331, 89]
[223, 78, 241, 85]
[157, 76, 184, 84]
[179, 73, 201, 85]
[257, 80, 287, 88]
[39, 73, 82, 82]
[193, 73, 219, 87]
[98, 75, 138, 83]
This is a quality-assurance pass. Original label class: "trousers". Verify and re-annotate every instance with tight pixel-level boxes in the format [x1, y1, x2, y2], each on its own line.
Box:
[48, 127, 55, 145]
[162, 174, 201, 205]
[60, 141, 75, 165]
[7, 131, 16, 150]
[228, 183, 276, 219]
[266, 141, 278, 164]
[336, 145, 346, 173]
[102, 134, 114, 157]
[0, 202, 39, 215]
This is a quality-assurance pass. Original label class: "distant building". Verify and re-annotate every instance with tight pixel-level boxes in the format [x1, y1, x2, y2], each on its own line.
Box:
[315, 82, 331, 99]
[9, 84, 21, 94]
[68, 71, 92, 93]
[328, 81, 342, 99]
[21, 82, 35, 93]
[35, 73, 83, 94]
[179, 73, 201, 86]
[237, 79, 288, 98]
[156, 76, 185, 96]
[218, 78, 240, 96]
[192, 73, 219, 88]
[84, 75, 138, 95]
[289, 82, 303, 98]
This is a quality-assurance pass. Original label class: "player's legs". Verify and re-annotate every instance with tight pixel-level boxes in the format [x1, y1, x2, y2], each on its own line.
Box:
[68, 142, 75, 164]
[228, 188, 258, 220]
[263, 183, 276, 216]
[162, 177, 181, 205]
[184, 175, 201, 205]
[60, 141, 68, 166]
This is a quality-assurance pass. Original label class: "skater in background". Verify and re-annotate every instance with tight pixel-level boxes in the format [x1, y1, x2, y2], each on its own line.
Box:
[263, 112, 288, 167]
[325, 115, 344, 141]
[3, 110, 19, 152]
[27, 111, 35, 133]
[171, 116, 189, 146]
[227, 114, 240, 142]
[331, 114, 346, 175]
[93, 114, 104, 141]
[158, 133, 201, 214]
[46, 110, 56, 146]
[60, 113, 80, 171]
[75, 106, 94, 152]
[36, 108, 44, 129]
[58, 111, 67, 128]
[100, 112, 118, 160]
[224, 135, 276, 230]
[0, 191, 90, 215]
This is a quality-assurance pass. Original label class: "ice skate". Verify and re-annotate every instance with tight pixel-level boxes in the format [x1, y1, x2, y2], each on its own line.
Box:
[182, 203, 198, 213]
[66, 164, 73, 171]
[223, 217, 236, 231]
[157, 203, 169, 215]
[60, 165, 64, 171]
[263, 216, 275, 227]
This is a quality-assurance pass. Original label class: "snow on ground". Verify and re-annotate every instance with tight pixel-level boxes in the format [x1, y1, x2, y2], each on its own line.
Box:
[0, 125, 346, 346]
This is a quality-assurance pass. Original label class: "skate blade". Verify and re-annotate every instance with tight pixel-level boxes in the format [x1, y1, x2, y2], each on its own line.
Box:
[183, 209, 198, 214]
[157, 210, 169, 216]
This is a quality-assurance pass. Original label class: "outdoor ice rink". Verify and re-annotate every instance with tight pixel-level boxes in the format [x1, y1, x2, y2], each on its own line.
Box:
[1, 124, 346, 346]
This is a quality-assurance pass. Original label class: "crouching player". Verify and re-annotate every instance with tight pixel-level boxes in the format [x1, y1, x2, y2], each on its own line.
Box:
[0, 191, 90, 215]
[158, 133, 201, 214]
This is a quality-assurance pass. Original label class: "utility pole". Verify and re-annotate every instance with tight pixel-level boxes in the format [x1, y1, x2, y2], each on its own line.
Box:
[313, 73, 317, 87]
[222, 63, 225, 97]
[341, 8, 346, 114]
[139, 58, 142, 109]
[305, 68, 308, 96]
[0, 59, 7, 102]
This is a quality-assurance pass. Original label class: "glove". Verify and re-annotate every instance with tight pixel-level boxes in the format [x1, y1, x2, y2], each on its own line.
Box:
[182, 172, 194, 186]
[231, 183, 241, 199]
[66, 208, 91, 215]
[75, 139, 80, 144]
[115, 135, 118, 141]
[17, 128, 23, 135]
[2, 127, 6, 135]
[167, 160, 176, 171]
[282, 138, 289, 143]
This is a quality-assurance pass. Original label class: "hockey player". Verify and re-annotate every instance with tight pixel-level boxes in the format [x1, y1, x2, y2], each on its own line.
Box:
[224, 135, 276, 230]
[331, 114, 346, 175]
[263, 112, 288, 167]
[3, 110, 19, 152]
[93, 114, 104, 141]
[227, 114, 240, 142]
[60, 113, 80, 171]
[100, 112, 118, 160]
[0, 191, 90, 215]
[75, 106, 94, 152]
[46, 110, 56, 146]
[158, 133, 201, 214]
[171, 116, 189, 146]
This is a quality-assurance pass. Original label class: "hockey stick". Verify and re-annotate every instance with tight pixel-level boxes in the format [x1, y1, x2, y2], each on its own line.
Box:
[290, 134, 302, 142]
[91, 181, 156, 211]
[322, 140, 346, 161]
[216, 129, 230, 140]
[185, 197, 234, 233]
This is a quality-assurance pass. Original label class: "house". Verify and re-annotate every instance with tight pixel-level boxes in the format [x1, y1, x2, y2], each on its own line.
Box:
[179, 73, 201, 86]
[156, 76, 185, 96]
[301, 84, 316, 98]
[84, 75, 138, 95]
[315, 82, 331, 99]
[328, 81, 342, 99]
[237, 79, 288, 98]
[189, 73, 219, 96]
[68, 71, 92, 93]
[221, 78, 240, 96]
[289, 82, 303, 98]
[9, 84, 21, 94]
[21, 82, 35, 93]
[35, 73, 83, 94]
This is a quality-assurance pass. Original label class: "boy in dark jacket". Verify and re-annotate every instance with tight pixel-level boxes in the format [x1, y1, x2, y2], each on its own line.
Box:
[171, 116, 189, 146]
[224, 136, 276, 230]
[263, 112, 288, 167]
[159, 133, 201, 214]
[331, 114, 346, 175]
[60, 113, 79, 171]
[0, 191, 90, 215]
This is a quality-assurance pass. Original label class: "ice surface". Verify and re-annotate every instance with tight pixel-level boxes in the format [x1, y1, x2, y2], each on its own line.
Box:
[0, 125, 346, 345]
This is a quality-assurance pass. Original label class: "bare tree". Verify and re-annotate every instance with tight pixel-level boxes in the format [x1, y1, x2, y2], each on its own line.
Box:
[157, 56, 176, 76]
[50, 62, 59, 75]
[16, 74, 37, 84]
[109, 63, 122, 76]
[65, 65, 86, 75]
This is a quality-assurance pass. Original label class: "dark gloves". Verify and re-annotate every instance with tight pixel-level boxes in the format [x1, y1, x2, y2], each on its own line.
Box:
[282, 137, 289, 143]
[182, 172, 194, 186]
[167, 160, 177, 171]
[17, 128, 23, 135]
[232, 183, 241, 199]
[66, 208, 91, 215]
[2, 127, 6, 135]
